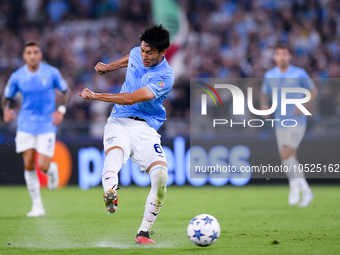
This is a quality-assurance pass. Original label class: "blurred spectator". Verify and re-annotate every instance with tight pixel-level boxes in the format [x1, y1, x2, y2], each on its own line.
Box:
[46, 0, 70, 23]
[0, 0, 340, 137]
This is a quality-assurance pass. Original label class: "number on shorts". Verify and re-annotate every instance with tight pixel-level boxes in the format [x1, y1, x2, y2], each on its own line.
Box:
[154, 143, 163, 154]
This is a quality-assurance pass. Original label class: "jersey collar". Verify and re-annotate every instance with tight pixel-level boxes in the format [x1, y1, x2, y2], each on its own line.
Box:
[25, 63, 42, 75]
[277, 65, 291, 74]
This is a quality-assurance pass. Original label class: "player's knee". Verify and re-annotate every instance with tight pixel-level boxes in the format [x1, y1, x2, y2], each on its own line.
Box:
[37, 158, 50, 172]
[39, 162, 49, 172]
[23, 158, 35, 171]
[280, 146, 295, 160]
[24, 162, 35, 171]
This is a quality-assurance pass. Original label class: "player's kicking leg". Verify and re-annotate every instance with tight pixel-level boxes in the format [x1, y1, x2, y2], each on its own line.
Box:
[136, 163, 168, 244]
[102, 147, 123, 213]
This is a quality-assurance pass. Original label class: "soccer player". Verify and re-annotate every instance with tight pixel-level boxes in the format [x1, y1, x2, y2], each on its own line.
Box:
[79, 24, 173, 243]
[2, 41, 70, 217]
[261, 45, 317, 207]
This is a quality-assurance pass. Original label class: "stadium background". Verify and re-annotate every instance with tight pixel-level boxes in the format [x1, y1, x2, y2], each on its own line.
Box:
[0, 0, 340, 188]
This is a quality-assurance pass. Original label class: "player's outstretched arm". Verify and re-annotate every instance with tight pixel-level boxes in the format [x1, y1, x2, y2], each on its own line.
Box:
[52, 88, 71, 126]
[94, 55, 129, 75]
[2, 97, 15, 123]
[79, 86, 154, 105]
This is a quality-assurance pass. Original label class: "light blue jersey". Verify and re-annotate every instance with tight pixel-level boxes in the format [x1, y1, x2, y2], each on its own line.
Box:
[111, 46, 174, 130]
[4, 62, 67, 135]
[262, 65, 315, 129]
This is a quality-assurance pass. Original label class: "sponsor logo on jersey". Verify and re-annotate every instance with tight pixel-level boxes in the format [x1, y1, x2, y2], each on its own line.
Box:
[156, 81, 164, 88]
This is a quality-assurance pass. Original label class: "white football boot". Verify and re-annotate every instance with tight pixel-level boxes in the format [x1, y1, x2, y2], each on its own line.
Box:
[299, 191, 314, 208]
[27, 205, 46, 217]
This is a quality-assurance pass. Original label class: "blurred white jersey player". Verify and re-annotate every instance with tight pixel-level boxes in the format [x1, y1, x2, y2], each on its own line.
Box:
[2, 41, 70, 217]
[261, 44, 317, 207]
[79, 25, 174, 243]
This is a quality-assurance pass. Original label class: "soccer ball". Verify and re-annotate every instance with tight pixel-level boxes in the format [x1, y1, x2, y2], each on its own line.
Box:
[187, 214, 220, 247]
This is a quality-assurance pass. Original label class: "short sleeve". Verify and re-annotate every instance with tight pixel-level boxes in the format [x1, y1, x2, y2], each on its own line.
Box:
[130, 46, 141, 57]
[146, 75, 173, 99]
[53, 68, 67, 92]
[4, 74, 19, 98]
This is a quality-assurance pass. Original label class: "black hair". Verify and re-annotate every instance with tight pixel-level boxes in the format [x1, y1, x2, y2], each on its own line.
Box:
[274, 44, 290, 52]
[24, 41, 40, 49]
[140, 24, 170, 53]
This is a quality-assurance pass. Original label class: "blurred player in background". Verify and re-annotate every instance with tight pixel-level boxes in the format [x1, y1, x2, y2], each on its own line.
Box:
[261, 45, 318, 207]
[79, 24, 174, 243]
[2, 41, 70, 217]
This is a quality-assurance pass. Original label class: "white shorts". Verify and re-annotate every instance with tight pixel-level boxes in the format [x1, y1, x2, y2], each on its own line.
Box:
[15, 131, 56, 158]
[103, 117, 167, 172]
[275, 126, 306, 151]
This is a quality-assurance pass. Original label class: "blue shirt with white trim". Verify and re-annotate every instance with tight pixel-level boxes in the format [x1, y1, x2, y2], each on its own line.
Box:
[262, 65, 315, 129]
[4, 62, 67, 135]
[110, 46, 174, 130]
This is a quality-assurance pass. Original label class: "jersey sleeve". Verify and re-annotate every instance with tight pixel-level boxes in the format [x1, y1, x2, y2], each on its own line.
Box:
[4, 74, 19, 98]
[130, 46, 141, 57]
[300, 69, 315, 90]
[146, 75, 173, 99]
[53, 68, 68, 92]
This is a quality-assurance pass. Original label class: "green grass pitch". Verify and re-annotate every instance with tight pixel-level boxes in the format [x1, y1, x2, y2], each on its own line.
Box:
[0, 185, 339, 254]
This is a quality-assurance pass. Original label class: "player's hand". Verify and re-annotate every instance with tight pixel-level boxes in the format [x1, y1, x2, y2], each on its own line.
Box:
[51, 111, 64, 126]
[95, 62, 110, 75]
[79, 88, 95, 100]
[3, 108, 15, 122]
